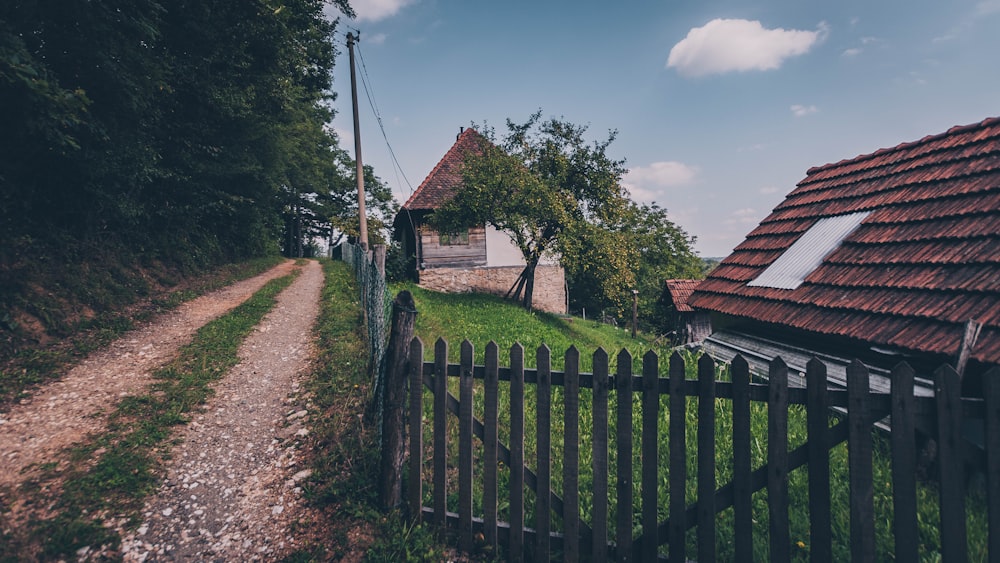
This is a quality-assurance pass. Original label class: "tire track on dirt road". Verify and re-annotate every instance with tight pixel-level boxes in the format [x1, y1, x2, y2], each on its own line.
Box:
[119, 259, 324, 561]
[0, 260, 299, 489]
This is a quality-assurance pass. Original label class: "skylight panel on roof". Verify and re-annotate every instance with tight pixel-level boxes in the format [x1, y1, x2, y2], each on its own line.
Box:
[748, 211, 871, 290]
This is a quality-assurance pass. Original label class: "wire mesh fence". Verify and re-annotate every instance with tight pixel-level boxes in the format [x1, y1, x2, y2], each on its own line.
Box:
[339, 240, 392, 433]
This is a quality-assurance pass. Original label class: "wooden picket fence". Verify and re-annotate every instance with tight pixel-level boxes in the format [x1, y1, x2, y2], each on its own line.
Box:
[395, 337, 1000, 561]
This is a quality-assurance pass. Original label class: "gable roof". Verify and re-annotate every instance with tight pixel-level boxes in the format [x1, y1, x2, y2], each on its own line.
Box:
[665, 279, 702, 312]
[402, 128, 488, 211]
[689, 116, 1000, 365]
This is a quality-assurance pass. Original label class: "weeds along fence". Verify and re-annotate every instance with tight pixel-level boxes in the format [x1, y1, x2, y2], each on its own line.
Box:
[385, 336, 1000, 561]
[338, 241, 391, 419]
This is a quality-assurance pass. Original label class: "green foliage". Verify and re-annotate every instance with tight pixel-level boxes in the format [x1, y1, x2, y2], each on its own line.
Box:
[366, 513, 447, 563]
[566, 197, 703, 332]
[431, 111, 630, 311]
[0, 0, 357, 265]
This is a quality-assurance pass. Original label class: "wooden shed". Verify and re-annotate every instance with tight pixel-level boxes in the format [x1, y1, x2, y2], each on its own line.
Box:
[661, 279, 712, 345]
[393, 128, 567, 313]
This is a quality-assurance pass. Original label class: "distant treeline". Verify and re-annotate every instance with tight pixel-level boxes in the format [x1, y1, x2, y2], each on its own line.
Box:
[0, 0, 398, 268]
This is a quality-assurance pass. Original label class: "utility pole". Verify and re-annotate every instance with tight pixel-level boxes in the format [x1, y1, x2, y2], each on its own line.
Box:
[347, 31, 369, 251]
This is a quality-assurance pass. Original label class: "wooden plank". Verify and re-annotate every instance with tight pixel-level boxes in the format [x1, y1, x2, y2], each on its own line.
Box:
[847, 359, 875, 562]
[459, 340, 475, 552]
[955, 319, 983, 378]
[407, 337, 425, 522]
[668, 352, 687, 563]
[510, 343, 526, 562]
[889, 362, 917, 563]
[483, 341, 500, 551]
[536, 344, 552, 561]
[806, 357, 831, 563]
[731, 355, 752, 562]
[641, 351, 660, 562]
[592, 348, 611, 563]
[564, 346, 581, 562]
[768, 357, 790, 563]
[698, 353, 717, 563]
[935, 363, 967, 562]
[616, 349, 634, 562]
[984, 366, 1000, 562]
[378, 291, 418, 510]
[433, 338, 449, 527]
[432, 371, 595, 540]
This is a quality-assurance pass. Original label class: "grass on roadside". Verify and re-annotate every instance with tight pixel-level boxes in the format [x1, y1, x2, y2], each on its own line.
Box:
[0, 255, 285, 409]
[292, 260, 446, 562]
[0, 268, 298, 561]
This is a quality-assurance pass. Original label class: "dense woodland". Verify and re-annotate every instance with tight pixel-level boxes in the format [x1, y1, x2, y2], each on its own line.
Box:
[0, 1, 401, 352]
[0, 1, 703, 355]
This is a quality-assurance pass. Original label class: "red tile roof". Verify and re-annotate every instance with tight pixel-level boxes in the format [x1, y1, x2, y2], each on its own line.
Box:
[402, 128, 489, 211]
[688, 117, 1000, 365]
[665, 279, 702, 312]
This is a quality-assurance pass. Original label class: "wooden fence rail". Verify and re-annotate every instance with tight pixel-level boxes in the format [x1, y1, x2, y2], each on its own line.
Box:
[394, 336, 999, 561]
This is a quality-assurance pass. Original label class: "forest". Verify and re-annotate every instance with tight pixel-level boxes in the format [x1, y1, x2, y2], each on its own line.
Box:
[0, 1, 397, 351]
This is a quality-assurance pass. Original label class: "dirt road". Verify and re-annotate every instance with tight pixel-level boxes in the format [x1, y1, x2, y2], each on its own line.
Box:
[0, 259, 326, 561]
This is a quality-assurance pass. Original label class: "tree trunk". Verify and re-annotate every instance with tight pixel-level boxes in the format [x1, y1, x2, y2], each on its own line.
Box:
[522, 261, 537, 311]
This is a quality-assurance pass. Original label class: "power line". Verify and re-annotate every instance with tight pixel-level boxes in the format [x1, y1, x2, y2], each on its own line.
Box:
[355, 42, 416, 198]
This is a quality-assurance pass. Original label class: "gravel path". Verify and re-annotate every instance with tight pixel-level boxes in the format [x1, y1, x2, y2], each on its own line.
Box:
[119, 259, 324, 561]
[0, 260, 298, 489]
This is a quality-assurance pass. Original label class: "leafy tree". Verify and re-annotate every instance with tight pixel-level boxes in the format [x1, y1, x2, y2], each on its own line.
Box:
[432, 112, 630, 311]
[568, 200, 703, 331]
[0, 0, 358, 264]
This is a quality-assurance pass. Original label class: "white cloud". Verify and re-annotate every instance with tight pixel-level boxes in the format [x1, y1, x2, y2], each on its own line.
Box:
[623, 161, 698, 202]
[790, 104, 818, 117]
[368, 33, 388, 45]
[334, 126, 354, 149]
[759, 186, 779, 195]
[841, 47, 862, 57]
[351, 0, 416, 22]
[667, 19, 828, 77]
[976, 1, 1000, 16]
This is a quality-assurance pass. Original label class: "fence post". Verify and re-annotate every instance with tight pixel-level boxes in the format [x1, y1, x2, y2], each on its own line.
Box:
[377, 291, 418, 511]
[407, 337, 425, 522]
[374, 243, 386, 277]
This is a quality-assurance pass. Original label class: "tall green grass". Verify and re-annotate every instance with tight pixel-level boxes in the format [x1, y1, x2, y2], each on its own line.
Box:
[396, 284, 988, 561]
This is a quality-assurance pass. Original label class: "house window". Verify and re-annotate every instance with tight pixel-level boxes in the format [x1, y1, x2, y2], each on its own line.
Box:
[439, 230, 470, 246]
[748, 210, 871, 290]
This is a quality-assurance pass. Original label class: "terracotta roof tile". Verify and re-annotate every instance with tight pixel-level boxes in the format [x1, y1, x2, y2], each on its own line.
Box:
[402, 128, 490, 211]
[664, 279, 702, 312]
[690, 116, 1000, 365]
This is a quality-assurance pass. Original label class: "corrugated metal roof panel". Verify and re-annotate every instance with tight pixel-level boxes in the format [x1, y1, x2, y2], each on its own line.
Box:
[747, 211, 870, 290]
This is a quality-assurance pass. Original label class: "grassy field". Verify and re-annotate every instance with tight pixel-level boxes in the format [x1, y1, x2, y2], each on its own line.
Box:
[391, 282, 989, 561]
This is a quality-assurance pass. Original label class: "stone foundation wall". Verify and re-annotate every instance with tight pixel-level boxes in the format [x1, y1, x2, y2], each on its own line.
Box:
[418, 265, 567, 314]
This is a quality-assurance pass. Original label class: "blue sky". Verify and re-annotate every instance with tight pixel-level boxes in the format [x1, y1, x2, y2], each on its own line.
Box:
[327, 0, 1000, 257]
